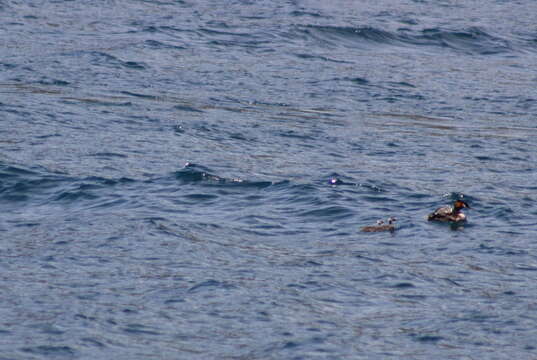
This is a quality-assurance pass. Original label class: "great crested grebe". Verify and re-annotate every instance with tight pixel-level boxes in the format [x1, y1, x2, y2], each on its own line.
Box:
[427, 200, 470, 222]
[361, 217, 397, 232]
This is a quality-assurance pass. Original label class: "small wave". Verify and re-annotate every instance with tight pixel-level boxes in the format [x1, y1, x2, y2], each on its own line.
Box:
[298, 205, 354, 221]
[290, 10, 323, 18]
[120, 90, 159, 100]
[293, 53, 351, 64]
[188, 279, 236, 293]
[60, 97, 133, 107]
[0, 164, 68, 203]
[326, 173, 385, 193]
[173, 163, 273, 189]
[197, 26, 273, 49]
[295, 24, 519, 55]
[415, 27, 512, 55]
[88, 152, 128, 159]
[0, 82, 63, 95]
[70, 50, 148, 70]
[173, 104, 204, 112]
[53, 190, 99, 202]
[297, 25, 399, 48]
[21, 346, 76, 357]
[143, 39, 186, 50]
[0, 163, 136, 210]
[50, 176, 135, 208]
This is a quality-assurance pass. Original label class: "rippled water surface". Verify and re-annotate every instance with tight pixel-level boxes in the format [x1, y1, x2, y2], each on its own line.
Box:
[2, 0, 537, 358]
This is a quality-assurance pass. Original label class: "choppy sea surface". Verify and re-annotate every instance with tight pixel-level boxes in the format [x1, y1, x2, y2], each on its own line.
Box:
[1, 0, 537, 358]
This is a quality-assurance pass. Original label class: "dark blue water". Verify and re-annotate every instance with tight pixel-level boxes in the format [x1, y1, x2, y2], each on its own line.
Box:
[2, 0, 537, 358]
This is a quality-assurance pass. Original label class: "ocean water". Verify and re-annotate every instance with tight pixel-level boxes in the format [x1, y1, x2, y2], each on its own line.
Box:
[1, 0, 537, 358]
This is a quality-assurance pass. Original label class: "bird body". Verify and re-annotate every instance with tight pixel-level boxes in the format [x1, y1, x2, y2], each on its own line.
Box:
[427, 200, 470, 222]
[361, 217, 396, 232]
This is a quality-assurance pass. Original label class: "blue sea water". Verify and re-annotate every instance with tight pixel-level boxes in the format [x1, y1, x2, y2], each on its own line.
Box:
[1, 0, 537, 358]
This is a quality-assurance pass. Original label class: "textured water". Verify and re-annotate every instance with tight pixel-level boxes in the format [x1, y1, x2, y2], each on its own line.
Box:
[1, 0, 537, 358]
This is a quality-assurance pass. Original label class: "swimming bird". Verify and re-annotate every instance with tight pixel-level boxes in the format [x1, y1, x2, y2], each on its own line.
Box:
[361, 217, 396, 232]
[427, 200, 470, 222]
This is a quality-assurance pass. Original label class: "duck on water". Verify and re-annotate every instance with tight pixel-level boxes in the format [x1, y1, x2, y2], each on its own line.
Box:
[427, 200, 470, 223]
[361, 217, 397, 232]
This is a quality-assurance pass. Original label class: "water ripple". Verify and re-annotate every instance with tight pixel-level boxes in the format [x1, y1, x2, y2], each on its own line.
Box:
[2, 1, 537, 359]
